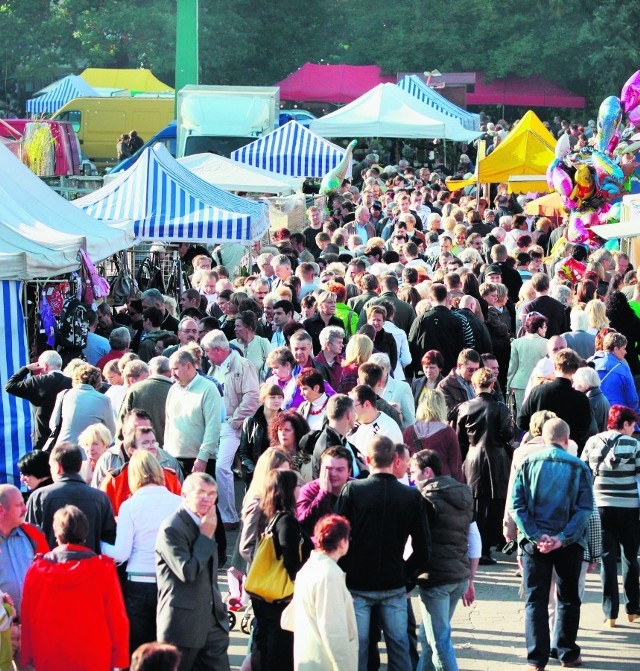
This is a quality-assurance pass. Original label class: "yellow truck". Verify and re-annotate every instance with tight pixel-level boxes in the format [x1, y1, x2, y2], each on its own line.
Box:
[53, 96, 174, 169]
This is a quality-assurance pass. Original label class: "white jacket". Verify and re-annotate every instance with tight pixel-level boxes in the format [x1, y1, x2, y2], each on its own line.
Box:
[282, 551, 358, 671]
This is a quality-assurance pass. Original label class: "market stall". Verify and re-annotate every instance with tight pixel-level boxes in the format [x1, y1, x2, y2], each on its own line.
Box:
[231, 120, 351, 179]
[74, 143, 269, 243]
[0, 143, 135, 483]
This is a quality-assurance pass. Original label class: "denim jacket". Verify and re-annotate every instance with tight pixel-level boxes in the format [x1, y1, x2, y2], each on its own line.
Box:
[510, 446, 593, 548]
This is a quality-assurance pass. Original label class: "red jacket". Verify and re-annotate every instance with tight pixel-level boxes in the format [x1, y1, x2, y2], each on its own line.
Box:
[20, 523, 49, 554]
[21, 545, 129, 670]
[101, 463, 182, 515]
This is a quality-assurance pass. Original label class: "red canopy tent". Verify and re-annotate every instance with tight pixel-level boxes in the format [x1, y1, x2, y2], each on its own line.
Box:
[468, 74, 585, 109]
[276, 63, 395, 104]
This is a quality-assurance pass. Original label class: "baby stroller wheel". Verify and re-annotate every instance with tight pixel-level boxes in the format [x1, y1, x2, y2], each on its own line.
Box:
[228, 610, 237, 630]
[240, 612, 254, 635]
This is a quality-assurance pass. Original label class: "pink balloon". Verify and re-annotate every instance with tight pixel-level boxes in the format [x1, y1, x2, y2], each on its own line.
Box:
[629, 106, 640, 127]
[552, 165, 572, 198]
[567, 212, 589, 244]
[621, 70, 640, 113]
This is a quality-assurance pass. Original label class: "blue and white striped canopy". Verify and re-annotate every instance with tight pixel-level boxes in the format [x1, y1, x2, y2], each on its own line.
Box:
[397, 75, 481, 132]
[74, 143, 269, 243]
[232, 120, 350, 178]
[26, 75, 98, 115]
[0, 281, 31, 484]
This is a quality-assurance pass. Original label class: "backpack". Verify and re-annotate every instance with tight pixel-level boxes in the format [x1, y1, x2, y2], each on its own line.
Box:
[55, 296, 89, 350]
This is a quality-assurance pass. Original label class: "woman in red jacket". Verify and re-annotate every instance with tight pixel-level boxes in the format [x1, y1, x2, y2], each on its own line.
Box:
[21, 505, 129, 671]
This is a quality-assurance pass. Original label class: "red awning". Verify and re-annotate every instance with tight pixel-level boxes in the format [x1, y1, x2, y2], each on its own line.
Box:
[468, 74, 585, 109]
[276, 63, 395, 104]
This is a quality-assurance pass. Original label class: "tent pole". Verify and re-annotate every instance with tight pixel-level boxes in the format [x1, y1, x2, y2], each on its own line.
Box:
[443, 140, 447, 168]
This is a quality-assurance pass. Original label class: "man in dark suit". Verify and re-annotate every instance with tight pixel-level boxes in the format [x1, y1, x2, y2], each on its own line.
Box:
[5, 350, 72, 449]
[518, 272, 569, 337]
[26, 443, 115, 553]
[408, 283, 465, 376]
[156, 473, 229, 671]
[517, 348, 594, 453]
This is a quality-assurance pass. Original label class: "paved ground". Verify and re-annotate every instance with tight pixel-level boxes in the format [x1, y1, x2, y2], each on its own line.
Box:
[220, 539, 639, 671]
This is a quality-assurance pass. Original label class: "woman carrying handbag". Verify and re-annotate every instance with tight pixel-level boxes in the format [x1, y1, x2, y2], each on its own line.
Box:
[245, 470, 312, 671]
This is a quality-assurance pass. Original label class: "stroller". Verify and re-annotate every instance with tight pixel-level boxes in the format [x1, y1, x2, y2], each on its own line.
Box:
[225, 567, 254, 633]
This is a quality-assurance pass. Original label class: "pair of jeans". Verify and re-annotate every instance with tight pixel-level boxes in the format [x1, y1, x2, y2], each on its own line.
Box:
[351, 587, 412, 671]
[125, 580, 158, 655]
[217, 423, 241, 523]
[598, 506, 640, 618]
[417, 580, 468, 671]
[522, 542, 582, 668]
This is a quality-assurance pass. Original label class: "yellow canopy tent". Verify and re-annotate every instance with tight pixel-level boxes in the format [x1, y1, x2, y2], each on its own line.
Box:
[79, 68, 173, 95]
[446, 110, 556, 194]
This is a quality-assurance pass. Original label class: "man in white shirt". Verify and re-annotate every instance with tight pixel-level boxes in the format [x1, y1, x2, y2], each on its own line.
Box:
[347, 384, 403, 460]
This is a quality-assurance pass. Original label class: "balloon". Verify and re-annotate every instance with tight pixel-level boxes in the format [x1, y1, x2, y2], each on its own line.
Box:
[605, 201, 622, 221]
[604, 238, 620, 252]
[555, 134, 572, 161]
[546, 159, 559, 191]
[569, 163, 595, 208]
[629, 107, 640, 127]
[607, 130, 621, 154]
[320, 139, 357, 196]
[621, 70, 640, 113]
[567, 210, 600, 245]
[551, 164, 573, 198]
[596, 96, 623, 153]
[567, 211, 589, 244]
[592, 150, 624, 192]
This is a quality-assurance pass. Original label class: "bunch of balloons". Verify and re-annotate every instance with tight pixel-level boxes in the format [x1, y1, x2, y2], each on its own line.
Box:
[547, 70, 640, 248]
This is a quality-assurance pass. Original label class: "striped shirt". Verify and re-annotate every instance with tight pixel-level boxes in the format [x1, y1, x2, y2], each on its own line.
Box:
[582, 430, 640, 508]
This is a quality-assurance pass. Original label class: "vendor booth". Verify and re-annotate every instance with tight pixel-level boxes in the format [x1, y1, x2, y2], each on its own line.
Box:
[397, 75, 481, 132]
[0, 143, 135, 483]
[231, 120, 351, 179]
[74, 143, 269, 243]
[26, 75, 99, 115]
[446, 110, 556, 193]
[178, 152, 299, 195]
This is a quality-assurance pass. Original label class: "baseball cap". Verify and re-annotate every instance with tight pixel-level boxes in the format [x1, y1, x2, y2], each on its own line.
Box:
[485, 264, 502, 275]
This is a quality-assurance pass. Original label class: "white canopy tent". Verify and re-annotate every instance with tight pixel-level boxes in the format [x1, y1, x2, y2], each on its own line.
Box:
[177, 153, 299, 194]
[310, 83, 481, 141]
[0, 143, 135, 279]
[0, 143, 135, 485]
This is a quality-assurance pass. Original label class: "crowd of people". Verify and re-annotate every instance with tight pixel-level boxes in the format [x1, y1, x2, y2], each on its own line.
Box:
[2, 154, 640, 671]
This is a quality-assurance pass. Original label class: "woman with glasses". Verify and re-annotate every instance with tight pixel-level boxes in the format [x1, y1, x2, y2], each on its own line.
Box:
[231, 310, 273, 382]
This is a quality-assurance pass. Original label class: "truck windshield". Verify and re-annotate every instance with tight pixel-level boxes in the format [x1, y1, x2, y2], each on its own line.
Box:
[57, 110, 81, 133]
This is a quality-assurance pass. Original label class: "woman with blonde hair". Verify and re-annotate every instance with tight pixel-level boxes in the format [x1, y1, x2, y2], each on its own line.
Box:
[403, 388, 463, 481]
[340, 333, 373, 393]
[239, 447, 294, 568]
[77, 423, 112, 483]
[586, 298, 609, 335]
[101, 450, 182, 655]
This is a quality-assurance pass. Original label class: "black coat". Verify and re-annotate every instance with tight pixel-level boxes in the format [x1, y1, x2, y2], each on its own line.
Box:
[519, 295, 569, 338]
[5, 368, 72, 449]
[25, 473, 116, 553]
[456, 392, 514, 498]
[455, 308, 493, 354]
[409, 306, 465, 376]
[303, 314, 344, 355]
[336, 473, 431, 591]
[238, 406, 272, 482]
[517, 377, 594, 450]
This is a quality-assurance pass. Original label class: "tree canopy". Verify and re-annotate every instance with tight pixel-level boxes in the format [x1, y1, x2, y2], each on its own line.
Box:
[2, 0, 639, 113]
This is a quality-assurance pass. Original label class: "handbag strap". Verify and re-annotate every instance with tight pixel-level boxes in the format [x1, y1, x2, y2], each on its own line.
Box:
[599, 361, 623, 386]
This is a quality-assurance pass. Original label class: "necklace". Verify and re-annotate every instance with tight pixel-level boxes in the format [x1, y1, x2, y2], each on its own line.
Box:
[308, 396, 329, 415]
